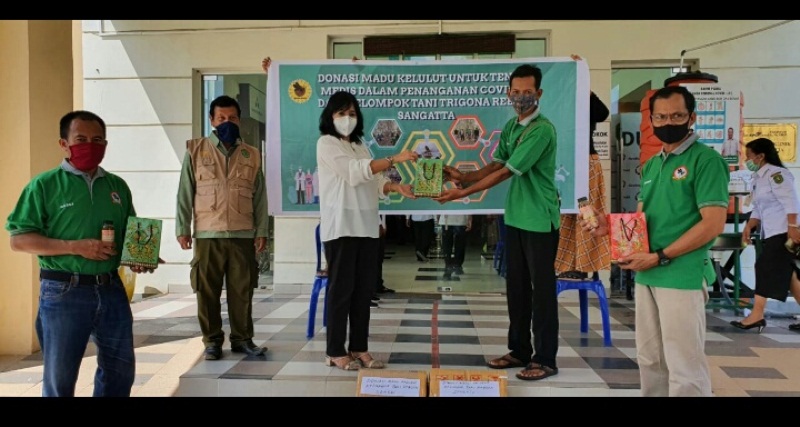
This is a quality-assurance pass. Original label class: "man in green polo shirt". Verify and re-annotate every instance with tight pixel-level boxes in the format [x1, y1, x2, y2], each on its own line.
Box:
[584, 86, 728, 396]
[436, 64, 561, 381]
[6, 110, 158, 397]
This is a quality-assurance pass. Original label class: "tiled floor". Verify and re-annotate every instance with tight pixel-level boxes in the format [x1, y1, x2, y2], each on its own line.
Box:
[2, 242, 800, 397]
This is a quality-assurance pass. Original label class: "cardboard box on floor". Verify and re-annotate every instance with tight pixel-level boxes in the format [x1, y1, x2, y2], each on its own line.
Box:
[428, 369, 508, 397]
[356, 370, 428, 397]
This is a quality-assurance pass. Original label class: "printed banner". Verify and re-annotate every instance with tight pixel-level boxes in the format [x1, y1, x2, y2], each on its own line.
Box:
[618, 113, 642, 213]
[681, 83, 742, 165]
[743, 123, 797, 163]
[266, 58, 589, 216]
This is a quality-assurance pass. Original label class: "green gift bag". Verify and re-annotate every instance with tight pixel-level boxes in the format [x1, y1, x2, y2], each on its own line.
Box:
[413, 158, 443, 198]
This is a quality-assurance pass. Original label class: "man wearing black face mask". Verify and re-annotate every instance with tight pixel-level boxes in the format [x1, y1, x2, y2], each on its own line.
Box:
[582, 86, 729, 396]
[176, 95, 269, 360]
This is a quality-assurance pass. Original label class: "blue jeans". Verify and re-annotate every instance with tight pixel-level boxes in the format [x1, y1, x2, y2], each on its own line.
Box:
[36, 274, 135, 397]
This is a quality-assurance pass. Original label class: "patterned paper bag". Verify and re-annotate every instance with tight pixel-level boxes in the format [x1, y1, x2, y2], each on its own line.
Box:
[608, 212, 650, 262]
[413, 158, 443, 198]
[120, 216, 163, 269]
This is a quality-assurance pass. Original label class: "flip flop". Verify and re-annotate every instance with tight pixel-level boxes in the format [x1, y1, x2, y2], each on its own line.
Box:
[486, 353, 526, 369]
[516, 364, 558, 381]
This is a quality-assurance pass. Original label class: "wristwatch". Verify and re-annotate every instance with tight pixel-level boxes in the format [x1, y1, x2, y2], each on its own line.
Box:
[656, 249, 671, 266]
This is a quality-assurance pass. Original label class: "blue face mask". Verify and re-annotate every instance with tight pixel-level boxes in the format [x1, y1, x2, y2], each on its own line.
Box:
[215, 121, 240, 144]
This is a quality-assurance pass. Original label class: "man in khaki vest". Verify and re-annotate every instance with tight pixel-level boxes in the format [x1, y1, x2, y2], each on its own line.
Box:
[176, 95, 268, 360]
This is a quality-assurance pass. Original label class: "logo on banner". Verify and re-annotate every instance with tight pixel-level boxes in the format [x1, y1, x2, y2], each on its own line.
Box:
[288, 79, 312, 104]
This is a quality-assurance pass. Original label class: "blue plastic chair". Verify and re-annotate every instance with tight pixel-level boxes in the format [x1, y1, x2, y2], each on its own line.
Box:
[306, 223, 328, 339]
[556, 278, 612, 347]
[493, 216, 507, 277]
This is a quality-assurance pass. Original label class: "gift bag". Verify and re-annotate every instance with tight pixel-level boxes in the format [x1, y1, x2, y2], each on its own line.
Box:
[608, 212, 650, 262]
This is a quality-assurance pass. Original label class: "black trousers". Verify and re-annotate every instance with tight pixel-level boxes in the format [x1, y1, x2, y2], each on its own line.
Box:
[323, 236, 379, 357]
[441, 225, 467, 268]
[376, 232, 385, 292]
[505, 224, 560, 368]
[412, 219, 435, 258]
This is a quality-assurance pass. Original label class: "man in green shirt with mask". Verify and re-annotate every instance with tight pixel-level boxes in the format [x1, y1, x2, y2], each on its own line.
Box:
[436, 64, 561, 382]
[176, 95, 269, 360]
[583, 86, 728, 397]
[6, 110, 159, 397]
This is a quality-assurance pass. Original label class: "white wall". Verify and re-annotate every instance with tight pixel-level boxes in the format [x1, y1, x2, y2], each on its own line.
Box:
[81, 19, 800, 294]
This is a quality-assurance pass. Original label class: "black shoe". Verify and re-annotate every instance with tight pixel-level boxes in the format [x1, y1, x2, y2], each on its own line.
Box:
[231, 341, 267, 356]
[454, 266, 465, 275]
[730, 318, 767, 333]
[443, 269, 452, 280]
[370, 301, 379, 308]
[788, 323, 800, 331]
[204, 345, 222, 360]
[371, 294, 380, 301]
[416, 250, 429, 262]
[377, 286, 395, 294]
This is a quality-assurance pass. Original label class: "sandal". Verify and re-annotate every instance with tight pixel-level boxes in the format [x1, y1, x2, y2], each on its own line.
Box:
[486, 353, 526, 370]
[350, 352, 385, 369]
[516, 363, 558, 381]
[324, 355, 360, 371]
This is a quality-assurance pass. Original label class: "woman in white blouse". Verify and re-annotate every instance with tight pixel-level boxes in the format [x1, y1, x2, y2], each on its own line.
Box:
[317, 91, 418, 370]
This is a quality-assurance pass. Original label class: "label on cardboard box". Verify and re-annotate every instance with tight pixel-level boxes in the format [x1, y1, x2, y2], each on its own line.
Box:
[360, 377, 421, 397]
[439, 380, 501, 397]
[356, 369, 428, 397]
[429, 368, 508, 397]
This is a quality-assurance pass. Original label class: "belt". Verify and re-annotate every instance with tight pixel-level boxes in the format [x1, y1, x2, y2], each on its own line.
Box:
[39, 269, 119, 286]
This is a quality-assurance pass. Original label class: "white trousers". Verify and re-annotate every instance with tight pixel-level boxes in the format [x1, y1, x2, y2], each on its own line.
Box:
[635, 283, 712, 397]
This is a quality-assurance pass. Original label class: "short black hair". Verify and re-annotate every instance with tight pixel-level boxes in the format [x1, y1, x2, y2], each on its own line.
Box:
[59, 110, 106, 139]
[746, 137, 784, 168]
[209, 95, 241, 118]
[649, 86, 696, 115]
[509, 64, 543, 90]
[319, 91, 365, 143]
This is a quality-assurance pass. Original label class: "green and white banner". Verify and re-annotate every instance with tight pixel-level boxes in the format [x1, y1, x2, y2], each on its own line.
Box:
[265, 58, 589, 216]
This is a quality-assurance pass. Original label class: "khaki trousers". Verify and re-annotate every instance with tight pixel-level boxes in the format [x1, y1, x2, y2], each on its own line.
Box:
[635, 282, 712, 397]
[191, 238, 258, 347]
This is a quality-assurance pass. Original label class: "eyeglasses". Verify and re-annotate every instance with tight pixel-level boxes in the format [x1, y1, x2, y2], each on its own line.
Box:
[651, 112, 690, 125]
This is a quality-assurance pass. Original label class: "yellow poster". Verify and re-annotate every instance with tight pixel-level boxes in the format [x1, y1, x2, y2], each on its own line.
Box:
[742, 123, 797, 163]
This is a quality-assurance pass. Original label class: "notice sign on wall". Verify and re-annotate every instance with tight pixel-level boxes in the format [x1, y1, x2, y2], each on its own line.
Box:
[743, 123, 797, 163]
[593, 122, 610, 160]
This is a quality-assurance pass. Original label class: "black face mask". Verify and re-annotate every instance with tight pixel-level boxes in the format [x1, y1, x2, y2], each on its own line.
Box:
[653, 123, 690, 144]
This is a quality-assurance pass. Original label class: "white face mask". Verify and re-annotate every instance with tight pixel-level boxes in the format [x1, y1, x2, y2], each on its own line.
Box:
[334, 116, 357, 137]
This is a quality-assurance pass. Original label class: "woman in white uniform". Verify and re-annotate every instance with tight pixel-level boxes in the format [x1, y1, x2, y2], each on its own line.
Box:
[316, 90, 418, 369]
[732, 138, 800, 332]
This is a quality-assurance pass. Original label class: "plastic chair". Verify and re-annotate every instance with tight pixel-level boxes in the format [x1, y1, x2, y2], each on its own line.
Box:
[493, 216, 507, 277]
[307, 223, 328, 339]
[556, 277, 612, 347]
